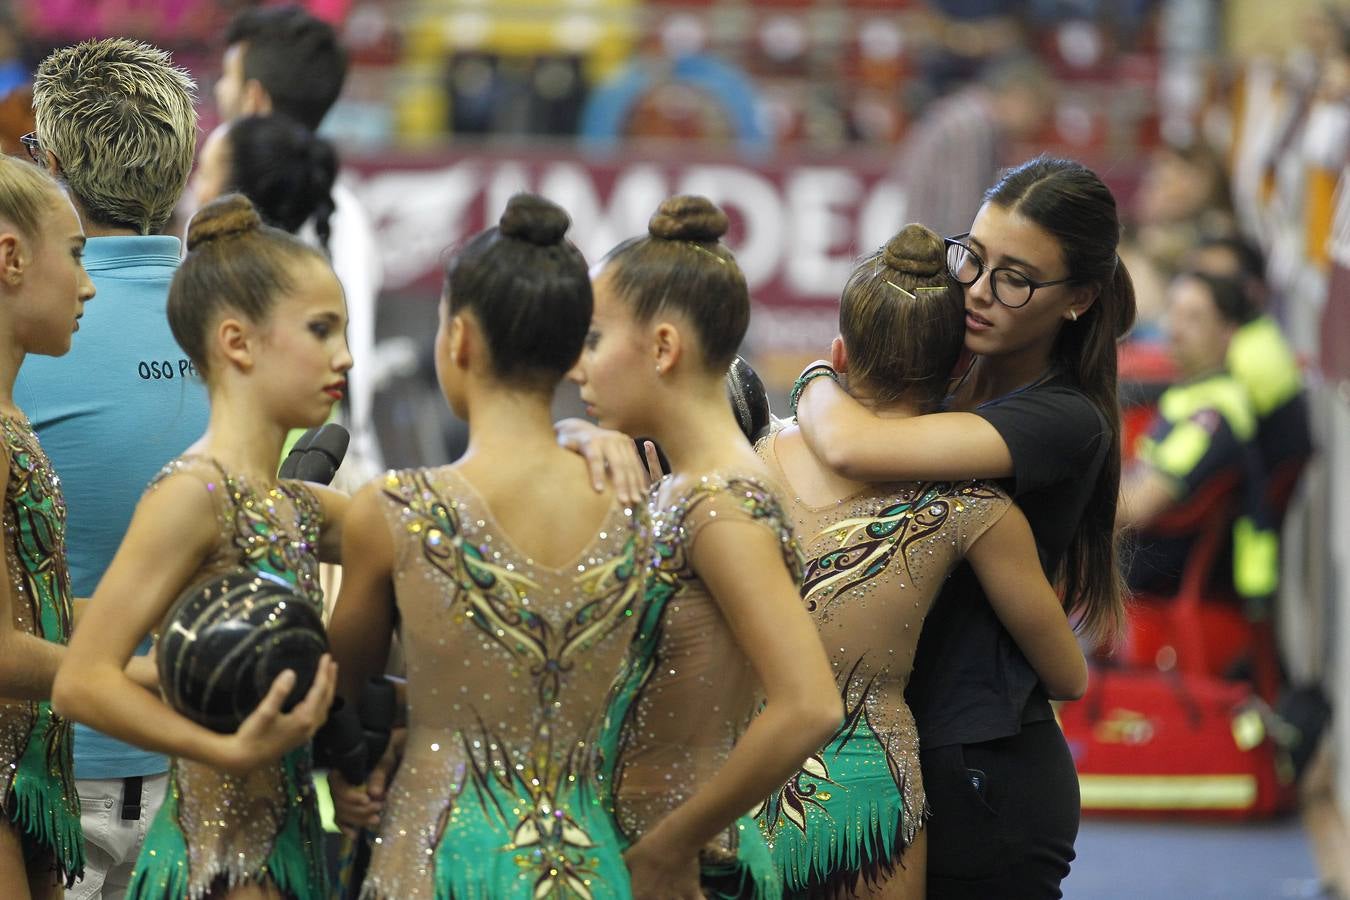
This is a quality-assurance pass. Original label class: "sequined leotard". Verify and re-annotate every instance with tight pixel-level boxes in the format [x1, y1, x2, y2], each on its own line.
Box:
[754, 431, 1010, 897]
[360, 467, 649, 900]
[598, 469, 803, 900]
[0, 414, 82, 885]
[127, 456, 328, 900]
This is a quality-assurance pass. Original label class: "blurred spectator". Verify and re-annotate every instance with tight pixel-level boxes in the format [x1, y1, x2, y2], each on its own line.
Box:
[1187, 236, 1313, 513]
[216, 4, 347, 131]
[892, 54, 1054, 239]
[191, 115, 338, 248]
[1123, 141, 1239, 333]
[1119, 272, 1269, 599]
[1132, 142, 1237, 273]
[919, 2, 1031, 98]
[216, 4, 385, 473]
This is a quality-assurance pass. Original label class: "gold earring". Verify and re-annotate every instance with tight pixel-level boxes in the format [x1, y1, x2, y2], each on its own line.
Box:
[1069, 309, 1078, 322]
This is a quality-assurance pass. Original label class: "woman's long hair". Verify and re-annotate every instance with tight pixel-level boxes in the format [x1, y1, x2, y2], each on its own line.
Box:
[985, 156, 1137, 649]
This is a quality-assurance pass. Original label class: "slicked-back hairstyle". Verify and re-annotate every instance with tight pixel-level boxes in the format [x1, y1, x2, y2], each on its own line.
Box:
[34, 39, 196, 235]
[840, 224, 964, 411]
[445, 194, 592, 390]
[170, 194, 326, 377]
[0, 154, 63, 240]
[225, 5, 348, 130]
[601, 195, 749, 371]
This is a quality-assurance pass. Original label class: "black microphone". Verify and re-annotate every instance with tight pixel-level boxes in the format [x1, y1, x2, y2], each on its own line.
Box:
[313, 676, 398, 784]
[278, 423, 350, 485]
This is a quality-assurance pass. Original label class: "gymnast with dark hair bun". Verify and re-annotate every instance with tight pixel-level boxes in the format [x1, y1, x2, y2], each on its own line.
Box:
[52, 194, 349, 900]
[193, 115, 339, 251]
[325, 193, 653, 899]
[569, 195, 842, 900]
[754, 224, 1086, 900]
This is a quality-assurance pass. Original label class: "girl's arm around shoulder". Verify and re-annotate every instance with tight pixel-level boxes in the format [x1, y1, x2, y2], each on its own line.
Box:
[555, 417, 655, 506]
[326, 479, 396, 703]
[0, 445, 65, 700]
[964, 503, 1088, 700]
[304, 482, 350, 564]
[53, 473, 336, 774]
[795, 375, 1012, 482]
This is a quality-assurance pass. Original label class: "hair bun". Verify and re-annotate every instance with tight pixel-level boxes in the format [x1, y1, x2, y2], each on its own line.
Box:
[648, 195, 728, 243]
[881, 223, 945, 277]
[187, 194, 262, 251]
[498, 193, 570, 246]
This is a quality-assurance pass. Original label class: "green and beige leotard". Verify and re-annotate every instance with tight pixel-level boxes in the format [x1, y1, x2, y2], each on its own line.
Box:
[599, 469, 804, 900]
[755, 431, 1010, 898]
[359, 467, 650, 900]
[127, 456, 329, 900]
[0, 414, 82, 886]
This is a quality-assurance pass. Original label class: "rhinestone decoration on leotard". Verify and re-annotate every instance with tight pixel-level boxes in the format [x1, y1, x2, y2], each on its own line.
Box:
[0, 414, 82, 885]
[127, 456, 328, 900]
[597, 469, 802, 893]
[360, 467, 650, 900]
[751, 449, 1010, 897]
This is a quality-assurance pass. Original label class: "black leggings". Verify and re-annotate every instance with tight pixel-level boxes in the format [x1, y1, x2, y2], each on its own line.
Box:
[921, 721, 1080, 899]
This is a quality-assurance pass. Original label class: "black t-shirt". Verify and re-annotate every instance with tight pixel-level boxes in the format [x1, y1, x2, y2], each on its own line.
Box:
[905, 377, 1110, 749]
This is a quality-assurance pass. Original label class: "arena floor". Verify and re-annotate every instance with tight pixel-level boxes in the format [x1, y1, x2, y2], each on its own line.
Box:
[1067, 817, 1327, 899]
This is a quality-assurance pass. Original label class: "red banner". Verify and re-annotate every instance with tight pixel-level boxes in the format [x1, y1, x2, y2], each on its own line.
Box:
[346, 147, 900, 367]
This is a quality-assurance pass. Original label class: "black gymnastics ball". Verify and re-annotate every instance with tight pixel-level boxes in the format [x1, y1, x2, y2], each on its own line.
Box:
[157, 569, 327, 734]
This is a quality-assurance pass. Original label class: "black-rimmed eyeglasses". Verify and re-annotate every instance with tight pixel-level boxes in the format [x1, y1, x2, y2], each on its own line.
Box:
[19, 132, 42, 165]
[944, 233, 1075, 309]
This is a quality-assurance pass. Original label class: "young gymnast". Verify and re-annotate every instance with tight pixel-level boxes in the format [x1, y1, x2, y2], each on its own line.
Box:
[793, 157, 1134, 898]
[755, 224, 1087, 899]
[324, 194, 651, 899]
[52, 194, 346, 900]
[0, 156, 95, 899]
[570, 196, 842, 899]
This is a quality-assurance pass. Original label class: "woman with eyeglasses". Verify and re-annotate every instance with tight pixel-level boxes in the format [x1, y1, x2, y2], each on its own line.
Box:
[754, 223, 1087, 900]
[792, 156, 1135, 899]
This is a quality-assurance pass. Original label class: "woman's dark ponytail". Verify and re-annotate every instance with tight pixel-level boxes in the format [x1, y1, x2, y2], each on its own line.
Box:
[986, 156, 1137, 650]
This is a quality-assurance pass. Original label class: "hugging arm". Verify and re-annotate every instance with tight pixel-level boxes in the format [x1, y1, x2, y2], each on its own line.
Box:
[795, 374, 1013, 482]
[966, 504, 1088, 700]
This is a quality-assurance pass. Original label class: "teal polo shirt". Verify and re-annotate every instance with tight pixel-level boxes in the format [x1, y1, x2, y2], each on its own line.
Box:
[15, 235, 209, 780]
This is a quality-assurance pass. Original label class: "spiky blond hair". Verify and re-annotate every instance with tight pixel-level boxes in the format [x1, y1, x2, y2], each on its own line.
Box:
[34, 39, 196, 234]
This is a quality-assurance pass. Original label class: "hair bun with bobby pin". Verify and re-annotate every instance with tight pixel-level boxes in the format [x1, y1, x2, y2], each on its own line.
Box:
[498, 193, 571, 246]
[648, 195, 729, 243]
[882, 223, 945, 277]
[186, 194, 262, 252]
